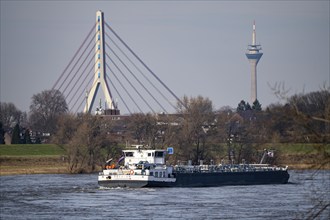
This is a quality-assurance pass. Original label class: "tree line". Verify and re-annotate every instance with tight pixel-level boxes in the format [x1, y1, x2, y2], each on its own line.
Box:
[0, 88, 329, 172]
[0, 90, 68, 144]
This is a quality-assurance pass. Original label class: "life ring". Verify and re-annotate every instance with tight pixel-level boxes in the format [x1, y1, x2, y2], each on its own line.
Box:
[130, 170, 134, 175]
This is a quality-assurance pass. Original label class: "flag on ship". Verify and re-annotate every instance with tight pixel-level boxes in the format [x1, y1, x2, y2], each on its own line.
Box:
[117, 155, 125, 164]
[267, 151, 274, 157]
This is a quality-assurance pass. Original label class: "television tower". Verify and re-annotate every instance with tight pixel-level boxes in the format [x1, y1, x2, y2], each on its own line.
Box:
[84, 10, 119, 114]
[245, 21, 263, 103]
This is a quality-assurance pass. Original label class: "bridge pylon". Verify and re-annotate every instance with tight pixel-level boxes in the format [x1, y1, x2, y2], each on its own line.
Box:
[84, 10, 119, 115]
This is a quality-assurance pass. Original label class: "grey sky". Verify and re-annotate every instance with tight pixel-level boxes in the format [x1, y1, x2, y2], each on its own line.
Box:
[1, 1, 329, 114]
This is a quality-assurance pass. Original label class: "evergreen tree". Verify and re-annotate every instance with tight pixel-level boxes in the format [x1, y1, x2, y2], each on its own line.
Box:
[35, 134, 41, 144]
[0, 122, 5, 144]
[11, 123, 21, 144]
[236, 100, 252, 112]
[252, 99, 262, 111]
[246, 102, 252, 111]
[24, 129, 32, 144]
[237, 100, 247, 112]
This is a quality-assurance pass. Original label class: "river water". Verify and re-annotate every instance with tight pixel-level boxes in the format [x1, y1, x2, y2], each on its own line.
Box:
[1, 170, 329, 220]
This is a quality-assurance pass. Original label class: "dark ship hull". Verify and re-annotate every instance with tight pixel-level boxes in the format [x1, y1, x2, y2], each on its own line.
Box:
[147, 170, 289, 187]
[98, 170, 290, 188]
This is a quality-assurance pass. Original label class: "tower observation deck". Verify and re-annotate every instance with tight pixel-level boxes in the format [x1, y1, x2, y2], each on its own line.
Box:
[245, 21, 263, 103]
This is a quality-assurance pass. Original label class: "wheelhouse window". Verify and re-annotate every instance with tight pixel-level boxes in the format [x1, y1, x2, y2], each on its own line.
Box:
[125, 152, 134, 157]
[155, 151, 164, 158]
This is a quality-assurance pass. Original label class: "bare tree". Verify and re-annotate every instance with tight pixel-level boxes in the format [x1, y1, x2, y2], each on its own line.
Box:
[64, 115, 113, 173]
[29, 89, 68, 134]
[127, 113, 159, 147]
[0, 102, 24, 130]
[51, 113, 79, 145]
[176, 95, 215, 164]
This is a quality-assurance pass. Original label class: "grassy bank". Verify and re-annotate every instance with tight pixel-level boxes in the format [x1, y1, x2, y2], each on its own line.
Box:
[0, 144, 66, 156]
[0, 143, 329, 176]
[268, 143, 330, 170]
[0, 144, 68, 175]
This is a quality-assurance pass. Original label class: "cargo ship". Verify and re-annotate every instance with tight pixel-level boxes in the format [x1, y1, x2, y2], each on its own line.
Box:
[98, 145, 289, 188]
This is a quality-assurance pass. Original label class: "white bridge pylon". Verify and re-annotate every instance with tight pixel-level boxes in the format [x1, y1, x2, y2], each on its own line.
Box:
[84, 10, 116, 113]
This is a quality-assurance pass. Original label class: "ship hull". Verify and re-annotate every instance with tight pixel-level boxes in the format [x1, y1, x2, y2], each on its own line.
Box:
[169, 170, 289, 187]
[98, 170, 289, 188]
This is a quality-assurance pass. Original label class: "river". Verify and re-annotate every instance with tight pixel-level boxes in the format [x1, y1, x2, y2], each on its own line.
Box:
[1, 170, 329, 219]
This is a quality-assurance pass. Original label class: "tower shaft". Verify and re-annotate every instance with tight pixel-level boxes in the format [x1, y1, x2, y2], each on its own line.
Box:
[84, 11, 116, 114]
[249, 60, 258, 103]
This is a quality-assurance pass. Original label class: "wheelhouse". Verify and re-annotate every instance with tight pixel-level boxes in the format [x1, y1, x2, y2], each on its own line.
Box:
[123, 146, 166, 165]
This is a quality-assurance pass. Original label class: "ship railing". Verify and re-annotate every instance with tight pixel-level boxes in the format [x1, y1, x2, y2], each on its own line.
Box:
[173, 164, 287, 173]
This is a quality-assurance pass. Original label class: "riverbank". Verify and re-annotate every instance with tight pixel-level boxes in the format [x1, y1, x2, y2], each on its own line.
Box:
[0, 156, 68, 176]
[1, 144, 329, 175]
[0, 144, 68, 176]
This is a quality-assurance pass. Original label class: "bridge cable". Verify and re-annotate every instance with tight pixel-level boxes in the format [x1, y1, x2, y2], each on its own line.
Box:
[105, 32, 176, 110]
[105, 42, 167, 114]
[60, 34, 96, 94]
[70, 74, 93, 112]
[106, 74, 132, 114]
[67, 61, 96, 107]
[52, 23, 96, 90]
[105, 53, 155, 114]
[72, 75, 96, 113]
[70, 71, 95, 112]
[105, 62, 143, 113]
[105, 22, 186, 109]
[65, 49, 96, 101]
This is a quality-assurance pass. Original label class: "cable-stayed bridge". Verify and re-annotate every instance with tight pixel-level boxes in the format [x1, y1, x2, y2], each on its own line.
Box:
[53, 10, 183, 115]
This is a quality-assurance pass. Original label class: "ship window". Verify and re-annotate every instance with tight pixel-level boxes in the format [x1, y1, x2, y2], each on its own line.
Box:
[98, 25, 100, 31]
[150, 172, 153, 176]
[125, 152, 134, 157]
[98, 16, 100, 22]
[148, 153, 151, 157]
[98, 35, 100, 40]
[155, 151, 164, 158]
[155, 172, 158, 178]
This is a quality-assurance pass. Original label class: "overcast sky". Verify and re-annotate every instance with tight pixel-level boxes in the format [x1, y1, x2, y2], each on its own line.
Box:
[1, 1, 329, 114]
